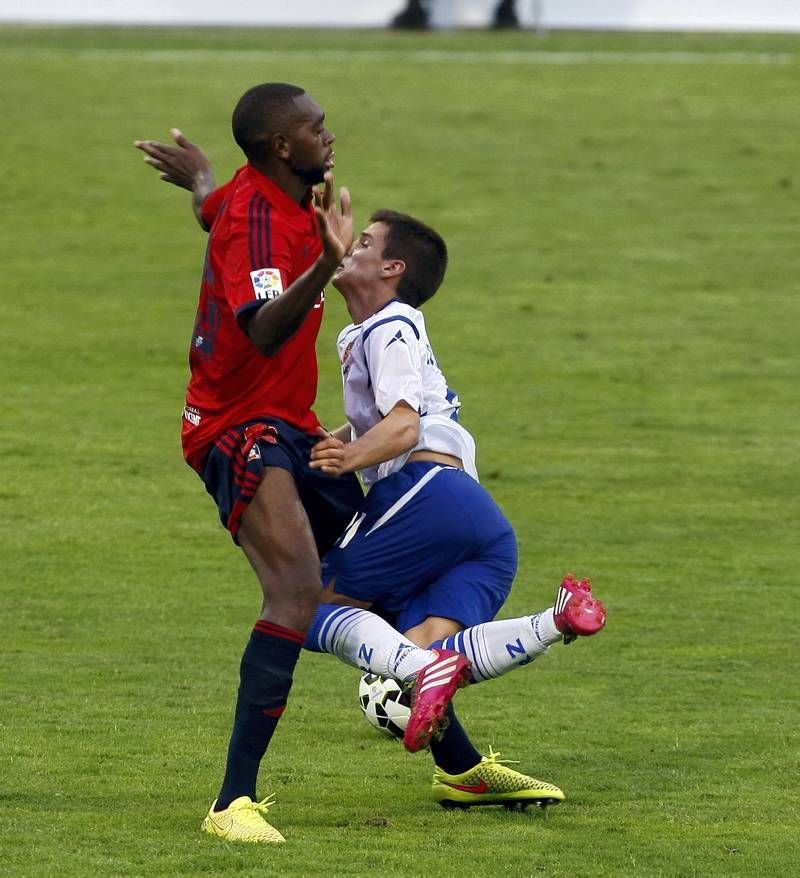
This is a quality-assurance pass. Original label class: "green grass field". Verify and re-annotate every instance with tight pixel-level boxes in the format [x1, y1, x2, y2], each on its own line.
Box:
[2, 24, 799, 877]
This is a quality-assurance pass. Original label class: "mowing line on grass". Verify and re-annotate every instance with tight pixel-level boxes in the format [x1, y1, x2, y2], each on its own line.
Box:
[5, 48, 798, 65]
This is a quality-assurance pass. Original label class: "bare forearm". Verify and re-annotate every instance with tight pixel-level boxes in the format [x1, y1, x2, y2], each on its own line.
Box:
[310, 406, 419, 476]
[133, 129, 216, 229]
[247, 171, 353, 354]
[246, 253, 339, 355]
[340, 408, 419, 473]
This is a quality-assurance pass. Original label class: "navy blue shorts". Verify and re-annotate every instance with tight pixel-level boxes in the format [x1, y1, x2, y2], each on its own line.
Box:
[201, 418, 364, 554]
[321, 462, 517, 631]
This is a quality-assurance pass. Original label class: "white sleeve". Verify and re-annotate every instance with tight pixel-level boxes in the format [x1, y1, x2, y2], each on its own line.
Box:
[363, 319, 424, 416]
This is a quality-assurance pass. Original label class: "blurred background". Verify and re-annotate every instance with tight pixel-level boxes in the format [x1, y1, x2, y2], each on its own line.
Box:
[2, 0, 800, 31]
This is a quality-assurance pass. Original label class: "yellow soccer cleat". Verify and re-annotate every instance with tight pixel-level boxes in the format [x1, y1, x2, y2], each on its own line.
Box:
[201, 795, 286, 844]
[432, 748, 565, 811]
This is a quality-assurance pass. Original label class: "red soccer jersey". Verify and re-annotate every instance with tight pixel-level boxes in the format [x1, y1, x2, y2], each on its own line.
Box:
[181, 164, 324, 472]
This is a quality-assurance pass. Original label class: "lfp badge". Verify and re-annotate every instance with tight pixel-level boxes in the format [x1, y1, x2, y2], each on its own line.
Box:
[250, 268, 284, 301]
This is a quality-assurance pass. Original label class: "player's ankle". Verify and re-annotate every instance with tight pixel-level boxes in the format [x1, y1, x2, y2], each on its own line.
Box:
[533, 608, 561, 643]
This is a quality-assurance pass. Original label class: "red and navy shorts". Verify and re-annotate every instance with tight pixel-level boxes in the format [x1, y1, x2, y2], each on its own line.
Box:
[200, 418, 364, 553]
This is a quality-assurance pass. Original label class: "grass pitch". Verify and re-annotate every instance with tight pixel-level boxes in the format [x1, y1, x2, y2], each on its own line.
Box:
[1, 24, 799, 877]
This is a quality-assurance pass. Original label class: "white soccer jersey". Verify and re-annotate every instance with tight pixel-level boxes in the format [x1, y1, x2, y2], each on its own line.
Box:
[336, 299, 478, 487]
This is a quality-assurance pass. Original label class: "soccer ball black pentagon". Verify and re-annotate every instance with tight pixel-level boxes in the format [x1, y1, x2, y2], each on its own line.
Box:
[358, 673, 411, 739]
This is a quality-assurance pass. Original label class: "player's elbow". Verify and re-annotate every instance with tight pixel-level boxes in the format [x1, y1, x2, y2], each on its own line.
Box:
[396, 409, 420, 450]
[405, 418, 420, 448]
[244, 308, 301, 357]
[258, 336, 284, 357]
[243, 316, 284, 357]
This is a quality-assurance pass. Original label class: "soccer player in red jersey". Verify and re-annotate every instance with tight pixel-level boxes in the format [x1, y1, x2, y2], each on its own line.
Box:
[136, 83, 470, 844]
[135, 84, 370, 844]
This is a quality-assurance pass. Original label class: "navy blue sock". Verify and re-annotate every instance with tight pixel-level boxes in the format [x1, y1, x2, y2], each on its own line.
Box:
[215, 620, 304, 811]
[428, 702, 482, 775]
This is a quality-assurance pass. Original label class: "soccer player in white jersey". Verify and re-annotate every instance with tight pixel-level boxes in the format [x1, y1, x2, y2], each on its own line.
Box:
[305, 210, 606, 808]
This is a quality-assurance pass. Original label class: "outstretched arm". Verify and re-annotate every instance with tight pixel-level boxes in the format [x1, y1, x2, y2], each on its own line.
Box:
[133, 129, 216, 229]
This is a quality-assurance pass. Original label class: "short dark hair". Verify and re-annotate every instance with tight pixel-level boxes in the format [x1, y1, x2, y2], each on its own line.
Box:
[370, 209, 448, 307]
[232, 82, 306, 162]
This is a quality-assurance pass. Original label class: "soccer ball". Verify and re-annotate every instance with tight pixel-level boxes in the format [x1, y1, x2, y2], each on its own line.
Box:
[358, 673, 411, 739]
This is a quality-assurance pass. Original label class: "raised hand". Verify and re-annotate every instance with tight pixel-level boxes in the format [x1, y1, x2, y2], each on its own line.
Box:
[314, 172, 354, 266]
[134, 128, 215, 193]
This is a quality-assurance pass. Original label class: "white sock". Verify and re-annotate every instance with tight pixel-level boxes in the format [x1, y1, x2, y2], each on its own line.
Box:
[441, 608, 561, 683]
[313, 606, 436, 683]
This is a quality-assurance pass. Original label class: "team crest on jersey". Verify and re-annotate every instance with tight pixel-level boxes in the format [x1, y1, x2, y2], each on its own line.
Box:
[341, 341, 355, 376]
[250, 268, 283, 301]
[247, 443, 262, 462]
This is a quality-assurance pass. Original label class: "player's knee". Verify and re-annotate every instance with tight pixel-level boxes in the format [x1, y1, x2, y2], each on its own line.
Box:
[264, 579, 323, 633]
[405, 617, 464, 647]
[289, 591, 323, 633]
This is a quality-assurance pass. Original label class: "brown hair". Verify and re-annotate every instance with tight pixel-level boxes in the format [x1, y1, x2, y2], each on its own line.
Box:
[370, 209, 448, 307]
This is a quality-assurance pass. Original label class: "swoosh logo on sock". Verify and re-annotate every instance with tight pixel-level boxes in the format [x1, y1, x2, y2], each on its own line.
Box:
[442, 779, 489, 794]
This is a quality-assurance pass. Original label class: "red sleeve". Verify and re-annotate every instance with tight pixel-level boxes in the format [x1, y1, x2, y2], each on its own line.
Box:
[222, 214, 295, 320]
[200, 181, 232, 229]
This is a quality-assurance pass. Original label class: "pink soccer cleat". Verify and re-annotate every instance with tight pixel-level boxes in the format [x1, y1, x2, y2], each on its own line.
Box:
[553, 574, 607, 644]
[403, 649, 472, 753]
